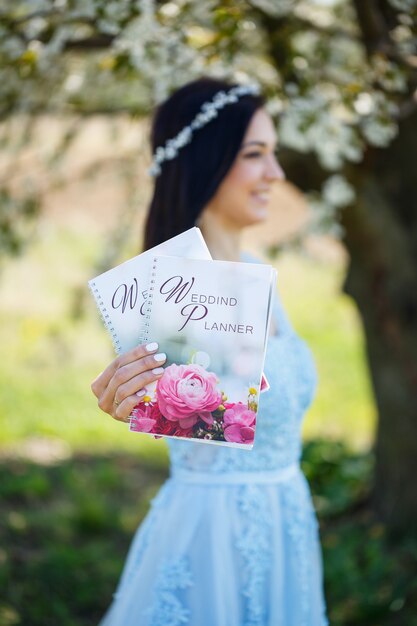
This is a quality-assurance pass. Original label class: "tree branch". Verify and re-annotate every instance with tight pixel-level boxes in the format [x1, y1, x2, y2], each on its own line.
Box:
[351, 0, 392, 56]
[63, 35, 116, 51]
[351, 0, 417, 72]
[288, 15, 358, 41]
[246, 2, 358, 41]
[0, 8, 62, 26]
[397, 89, 417, 120]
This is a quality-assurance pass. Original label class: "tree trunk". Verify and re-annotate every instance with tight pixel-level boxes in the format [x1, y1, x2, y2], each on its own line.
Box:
[341, 111, 417, 534]
[259, 3, 417, 533]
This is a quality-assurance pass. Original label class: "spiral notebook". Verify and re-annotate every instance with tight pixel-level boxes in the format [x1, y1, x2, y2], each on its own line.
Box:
[129, 254, 276, 449]
[88, 228, 211, 354]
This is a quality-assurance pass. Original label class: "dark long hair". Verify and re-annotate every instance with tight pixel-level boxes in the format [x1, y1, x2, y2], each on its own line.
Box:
[144, 77, 264, 250]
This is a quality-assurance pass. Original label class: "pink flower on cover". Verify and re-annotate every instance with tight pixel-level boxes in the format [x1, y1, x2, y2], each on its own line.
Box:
[156, 363, 222, 429]
[223, 402, 256, 445]
[130, 406, 156, 433]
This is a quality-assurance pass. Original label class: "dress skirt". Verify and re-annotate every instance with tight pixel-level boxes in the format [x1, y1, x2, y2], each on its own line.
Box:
[100, 464, 328, 626]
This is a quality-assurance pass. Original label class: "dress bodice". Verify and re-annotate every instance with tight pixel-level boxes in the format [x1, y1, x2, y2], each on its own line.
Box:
[167, 262, 318, 474]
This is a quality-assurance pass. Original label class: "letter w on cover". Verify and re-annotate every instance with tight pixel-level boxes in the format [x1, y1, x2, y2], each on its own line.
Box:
[112, 278, 138, 313]
[160, 275, 195, 303]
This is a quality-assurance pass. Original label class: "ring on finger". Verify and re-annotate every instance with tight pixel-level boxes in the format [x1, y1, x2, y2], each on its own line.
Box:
[114, 398, 120, 407]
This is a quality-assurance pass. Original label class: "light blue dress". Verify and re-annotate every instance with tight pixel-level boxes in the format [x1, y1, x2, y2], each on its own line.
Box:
[100, 266, 328, 626]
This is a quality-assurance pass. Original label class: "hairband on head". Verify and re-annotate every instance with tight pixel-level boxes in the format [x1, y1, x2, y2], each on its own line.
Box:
[148, 83, 261, 177]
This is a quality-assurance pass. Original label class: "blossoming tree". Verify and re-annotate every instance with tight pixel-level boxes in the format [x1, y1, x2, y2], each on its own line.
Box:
[1, 0, 416, 533]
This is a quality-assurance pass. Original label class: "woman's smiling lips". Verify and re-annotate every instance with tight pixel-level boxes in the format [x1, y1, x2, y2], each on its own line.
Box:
[251, 189, 271, 204]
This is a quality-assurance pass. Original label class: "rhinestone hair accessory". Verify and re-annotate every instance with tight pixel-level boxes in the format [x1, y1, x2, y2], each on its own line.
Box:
[149, 83, 261, 177]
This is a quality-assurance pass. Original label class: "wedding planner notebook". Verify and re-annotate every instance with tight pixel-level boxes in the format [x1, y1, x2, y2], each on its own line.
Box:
[129, 255, 276, 450]
[88, 228, 211, 354]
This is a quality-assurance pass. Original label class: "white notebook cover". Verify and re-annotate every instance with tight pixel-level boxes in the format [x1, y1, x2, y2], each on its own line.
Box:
[129, 255, 276, 449]
[88, 228, 211, 354]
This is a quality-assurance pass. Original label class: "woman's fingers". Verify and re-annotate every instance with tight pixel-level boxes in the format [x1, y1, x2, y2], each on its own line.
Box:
[112, 388, 147, 423]
[91, 343, 167, 419]
[113, 367, 166, 421]
[112, 357, 166, 404]
[91, 342, 159, 399]
[102, 353, 166, 411]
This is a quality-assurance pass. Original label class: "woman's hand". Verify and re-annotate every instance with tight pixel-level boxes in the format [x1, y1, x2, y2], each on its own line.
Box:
[91, 342, 166, 422]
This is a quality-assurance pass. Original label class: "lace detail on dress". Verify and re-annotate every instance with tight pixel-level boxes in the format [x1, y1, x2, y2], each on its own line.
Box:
[237, 486, 272, 626]
[144, 558, 193, 626]
[114, 482, 173, 600]
[137, 483, 172, 554]
[283, 475, 314, 626]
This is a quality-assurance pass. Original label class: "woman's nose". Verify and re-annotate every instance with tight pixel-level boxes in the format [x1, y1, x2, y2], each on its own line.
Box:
[265, 154, 286, 182]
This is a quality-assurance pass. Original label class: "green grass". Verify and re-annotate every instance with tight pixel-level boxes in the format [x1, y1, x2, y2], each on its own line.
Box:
[0, 453, 168, 626]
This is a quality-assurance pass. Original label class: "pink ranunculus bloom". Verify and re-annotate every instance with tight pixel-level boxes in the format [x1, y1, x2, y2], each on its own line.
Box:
[156, 363, 222, 429]
[223, 402, 256, 445]
[130, 406, 157, 433]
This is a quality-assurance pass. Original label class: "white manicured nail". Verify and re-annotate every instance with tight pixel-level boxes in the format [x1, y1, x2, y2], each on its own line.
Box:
[152, 367, 164, 375]
[136, 388, 146, 397]
[146, 342, 158, 352]
[154, 353, 166, 362]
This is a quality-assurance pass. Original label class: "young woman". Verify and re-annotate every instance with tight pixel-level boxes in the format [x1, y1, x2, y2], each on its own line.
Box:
[92, 77, 328, 626]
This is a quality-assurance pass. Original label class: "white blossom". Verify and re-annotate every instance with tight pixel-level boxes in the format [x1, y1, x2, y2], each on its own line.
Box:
[186, 0, 217, 23]
[354, 93, 374, 116]
[280, 92, 364, 169]
[266, 96, 284, 116]
[322, 175, 356, 208]
[306, 193, 346, 239]
[371, 56, 407, 93]
[306, 172, 355, 239]
[23, 0, 51, 10]
[64, 73, 84, 93]
[160, 3, 181, 18]
[362, 118, 399, 147]
[388, 0, 417, 10]
[23, 17, 48, 40]
[66, 0, 97, 19]
[359, 92, 399, 147]
[3, 37, 25, 60]
[250, 0, 297, 17]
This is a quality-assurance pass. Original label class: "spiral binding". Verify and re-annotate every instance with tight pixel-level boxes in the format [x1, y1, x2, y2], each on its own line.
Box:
[88, 281, 122, 354]
[137, 257, 157, 345]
